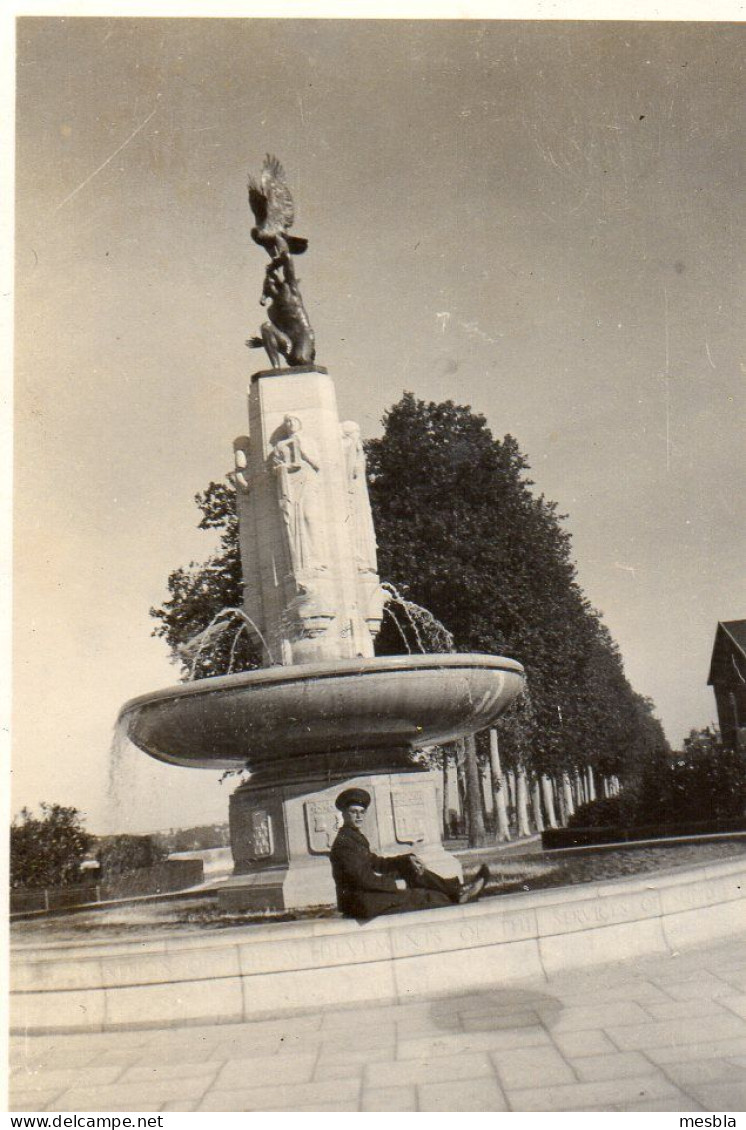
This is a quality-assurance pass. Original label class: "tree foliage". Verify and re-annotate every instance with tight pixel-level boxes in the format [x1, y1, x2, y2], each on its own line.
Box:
[150, 482, 260, 680]
[154, 823, 231, 853]
[367, 394, 668, 778]
[642, 727, 746, 824]
[10, 803, 94, 889]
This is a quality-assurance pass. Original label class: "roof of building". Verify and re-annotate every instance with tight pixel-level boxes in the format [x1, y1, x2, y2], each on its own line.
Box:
[707, 620, 746, 686]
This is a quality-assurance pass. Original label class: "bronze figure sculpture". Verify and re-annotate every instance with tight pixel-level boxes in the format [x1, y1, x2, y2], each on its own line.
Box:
[246, 155, 316, 368]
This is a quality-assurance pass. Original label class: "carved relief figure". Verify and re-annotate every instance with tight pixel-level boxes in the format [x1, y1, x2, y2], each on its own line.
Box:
[232, 438, 251, 493]
[270, 415, 327, 577]
[341, 420, 378, 574]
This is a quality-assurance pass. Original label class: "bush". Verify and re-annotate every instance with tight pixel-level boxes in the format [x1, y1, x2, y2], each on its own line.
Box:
[568, 797, 623, 829]
[634, 731, 746, 826]
[10, 804, 93, 889]
[96, 835, 168, 878]
[569, 729, 746, 830]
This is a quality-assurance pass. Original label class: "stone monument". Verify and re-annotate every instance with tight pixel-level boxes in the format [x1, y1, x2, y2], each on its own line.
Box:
[119, 156, 525, 911]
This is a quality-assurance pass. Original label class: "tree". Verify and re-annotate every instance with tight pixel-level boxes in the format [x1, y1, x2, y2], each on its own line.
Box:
[151, 482, 260, 680]
[366, 393, 668, 789]
[10, 803, 93, 889]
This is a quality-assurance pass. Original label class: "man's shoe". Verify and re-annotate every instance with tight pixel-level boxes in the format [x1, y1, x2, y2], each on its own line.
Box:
[457, 874, 486, 904]
[476, 864, 492, 884]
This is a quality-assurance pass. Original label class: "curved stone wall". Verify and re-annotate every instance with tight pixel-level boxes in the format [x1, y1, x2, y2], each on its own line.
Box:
[11, 856, 746, 1035]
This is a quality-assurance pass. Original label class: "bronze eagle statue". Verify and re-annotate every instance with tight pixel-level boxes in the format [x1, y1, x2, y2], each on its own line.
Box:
[246, 154, 316, 368]
[248, 154, 308, 261]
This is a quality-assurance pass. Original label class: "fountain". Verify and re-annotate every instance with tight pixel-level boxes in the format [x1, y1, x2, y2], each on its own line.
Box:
[119, 155, 525, 911]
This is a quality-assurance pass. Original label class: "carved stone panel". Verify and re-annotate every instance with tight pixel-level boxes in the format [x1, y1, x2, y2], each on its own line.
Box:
[246, 809, 274, 860]
[304, 799, 340, 854]
[391, 789, 427, 845]
[269, 415, 328, 580]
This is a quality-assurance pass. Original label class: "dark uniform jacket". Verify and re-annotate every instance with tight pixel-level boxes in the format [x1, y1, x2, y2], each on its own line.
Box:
[329, 824, 412, 918]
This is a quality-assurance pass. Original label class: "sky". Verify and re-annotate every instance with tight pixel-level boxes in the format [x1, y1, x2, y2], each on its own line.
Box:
[11, 17, 745, 834]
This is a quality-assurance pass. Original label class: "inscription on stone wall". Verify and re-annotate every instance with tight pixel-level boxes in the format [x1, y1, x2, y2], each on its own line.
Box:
[310, 932, 391, 964]
[541, 891, 659, 935]
[392, 789, 426, 844]
[305, 799, 340, 854]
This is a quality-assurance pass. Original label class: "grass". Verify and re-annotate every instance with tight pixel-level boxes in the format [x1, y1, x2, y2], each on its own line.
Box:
[461, 836, 746, 898]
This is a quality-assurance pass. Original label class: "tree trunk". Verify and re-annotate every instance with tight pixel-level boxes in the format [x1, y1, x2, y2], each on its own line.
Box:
[507, 769, 517, 811]
[557, 779, 567, 825]
[456, 751, 467, 835]
[516, 764, 532, 837]
[442, 745, 452, 837]
[463, 735, 487, 847]
[541, 774, 558, 828]
[587, 765, 596, 801]
[481, 761, 494, 820]
[530, 776, 545, 833]
[488, 729, 511, 842]
[562, 771, 575, 818]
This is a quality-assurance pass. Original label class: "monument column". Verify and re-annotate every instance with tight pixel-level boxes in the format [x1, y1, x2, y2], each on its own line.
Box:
[234, 366, 385, 667]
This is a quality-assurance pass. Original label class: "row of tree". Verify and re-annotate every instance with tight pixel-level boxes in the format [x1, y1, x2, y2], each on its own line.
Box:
[150, 393, 671, 844]
[432, 732, 621, 846]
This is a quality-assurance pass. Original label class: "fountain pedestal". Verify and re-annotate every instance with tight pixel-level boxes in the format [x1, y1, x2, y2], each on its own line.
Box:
[221, 764, 460, 912]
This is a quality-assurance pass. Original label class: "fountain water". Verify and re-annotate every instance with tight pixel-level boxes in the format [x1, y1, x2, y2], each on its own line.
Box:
[179, 606, 274, 677]
[118, 159, 524, 911]
[379, 582, 455, 654]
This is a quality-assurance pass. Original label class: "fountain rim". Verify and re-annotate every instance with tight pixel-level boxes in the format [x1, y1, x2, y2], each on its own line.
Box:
[118, 652, 525, 719]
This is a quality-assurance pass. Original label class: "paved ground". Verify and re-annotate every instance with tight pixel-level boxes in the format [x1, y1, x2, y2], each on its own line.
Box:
[9, 935, 746, 1113]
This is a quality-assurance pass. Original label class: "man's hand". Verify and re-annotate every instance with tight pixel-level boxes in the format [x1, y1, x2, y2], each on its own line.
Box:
[408, 854, 426, 877]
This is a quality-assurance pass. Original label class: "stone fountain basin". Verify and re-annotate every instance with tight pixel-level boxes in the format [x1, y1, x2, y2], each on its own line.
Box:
[119, 653, 524, 770]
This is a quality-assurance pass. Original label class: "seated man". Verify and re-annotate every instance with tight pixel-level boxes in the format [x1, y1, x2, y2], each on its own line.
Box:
[329, 787, 490, 920]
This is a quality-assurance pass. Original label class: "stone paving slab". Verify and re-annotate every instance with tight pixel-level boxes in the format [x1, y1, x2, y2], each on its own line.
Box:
[647, 1036, 746, 1065]
[361, 1085, 416, 1111]
[663, 1058, 746, 1087]
[570, 1051, 658, 1082]
[9, 933, 746, 1112]
[608, 1013, 746, 1051]
[491, 1044, 575, 1088]
[507, 1075, 688, 1111]
[418, 1077, 509, 1111]
[640, 997, 734, 1020]
[552, 1029, 619, 1058]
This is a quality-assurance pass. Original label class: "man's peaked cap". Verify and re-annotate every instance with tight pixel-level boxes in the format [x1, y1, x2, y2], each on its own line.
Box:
[335, 787, 372, 811]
